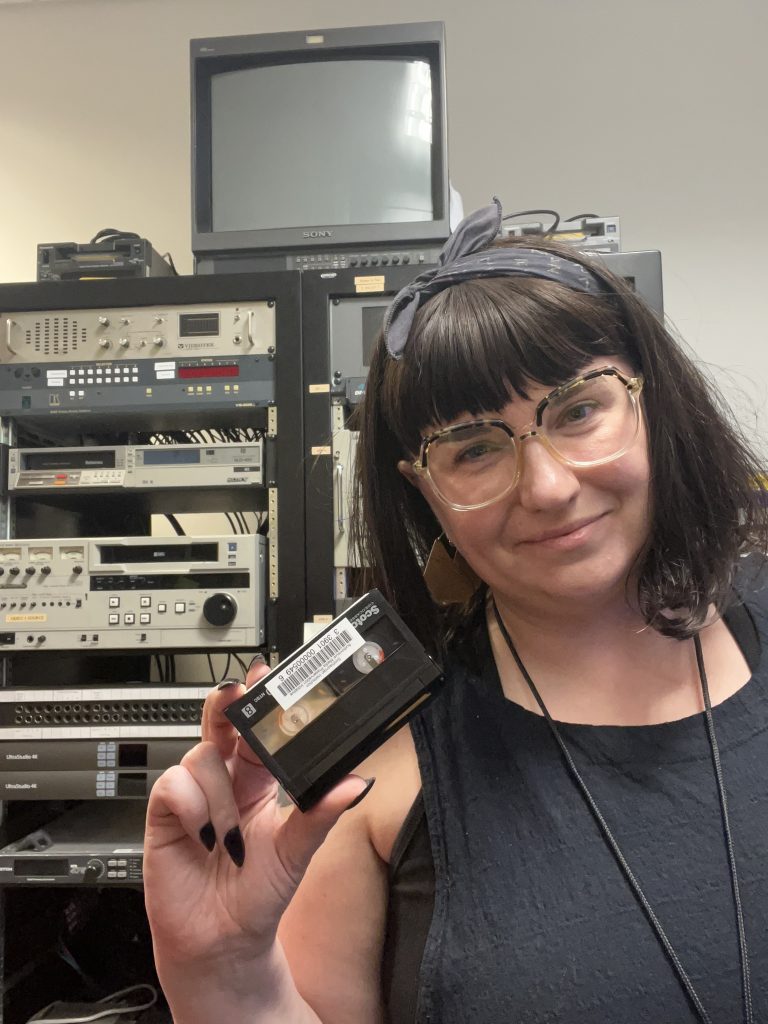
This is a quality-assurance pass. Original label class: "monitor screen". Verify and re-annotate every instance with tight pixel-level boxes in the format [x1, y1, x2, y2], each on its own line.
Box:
[191, 22, 450, 257]
[210, 58, 434, 233]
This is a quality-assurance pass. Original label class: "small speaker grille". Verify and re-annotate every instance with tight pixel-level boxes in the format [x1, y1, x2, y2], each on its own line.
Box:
[25, 318, 88, 356]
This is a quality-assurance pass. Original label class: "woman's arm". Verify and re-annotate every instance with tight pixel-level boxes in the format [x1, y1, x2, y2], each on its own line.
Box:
[151, 803, 389, 1024]
[144, 676, 383, 1024]
[153, 941, 324, 1024]
[279, 725, 422, 1023]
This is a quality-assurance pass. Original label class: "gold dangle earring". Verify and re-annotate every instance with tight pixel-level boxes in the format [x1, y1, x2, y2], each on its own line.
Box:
[423, 534, 480, 605]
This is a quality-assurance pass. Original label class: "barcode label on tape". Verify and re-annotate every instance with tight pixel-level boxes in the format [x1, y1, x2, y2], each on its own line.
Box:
[266, 619, 365, 710]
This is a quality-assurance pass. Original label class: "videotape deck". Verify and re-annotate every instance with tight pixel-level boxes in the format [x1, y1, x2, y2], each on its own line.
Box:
[0, 300, 276, 426]
[0, 535, 264, 650]
[501, 216, 621, 253]
[9, 441, 264, 493]
[37, 233, 174, 278]
[0, 801, 147, 885]
[37, 237, 174, 282]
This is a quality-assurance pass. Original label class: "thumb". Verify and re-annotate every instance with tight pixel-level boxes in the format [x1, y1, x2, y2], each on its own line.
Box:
[273, 775, 375, 884]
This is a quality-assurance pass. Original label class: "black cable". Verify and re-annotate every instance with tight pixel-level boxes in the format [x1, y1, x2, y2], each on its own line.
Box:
[564, 213, 600, 221]
[225, 512, 240, 535]
[206, 654, 217, 685]
[165, 514, 185, 537]
[223, 653, 232, 681]
[16, 423, 65, 448]
[232, 653, 249, 678]
[90, 227, 140, 244]
[501, 208, 560, 235]
[55, 936, 101, 996]
[695, 638, 753, 1022]
[154, 655, 165, 684]
[236, 512, 249, 534]
[162, 251, 180, 275]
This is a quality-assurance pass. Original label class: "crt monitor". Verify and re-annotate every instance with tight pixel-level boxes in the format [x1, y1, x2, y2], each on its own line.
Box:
[191, 22, 450, 270]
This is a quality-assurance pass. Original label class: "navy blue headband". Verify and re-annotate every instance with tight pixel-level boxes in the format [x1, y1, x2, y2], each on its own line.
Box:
[383, 197, 610, 359]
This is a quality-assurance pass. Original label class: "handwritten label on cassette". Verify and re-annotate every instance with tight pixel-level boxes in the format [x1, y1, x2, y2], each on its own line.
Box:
[265, 619, 365, 710]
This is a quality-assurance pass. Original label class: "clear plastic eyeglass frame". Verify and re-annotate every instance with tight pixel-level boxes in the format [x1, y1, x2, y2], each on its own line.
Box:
[411, 366, 645, 511]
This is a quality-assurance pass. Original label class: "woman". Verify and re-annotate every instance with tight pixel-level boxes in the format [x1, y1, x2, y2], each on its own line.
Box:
[144, 199, 768, 1023]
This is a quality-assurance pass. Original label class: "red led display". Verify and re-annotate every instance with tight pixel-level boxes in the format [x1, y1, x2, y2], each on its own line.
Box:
[178, 365, 240, 379]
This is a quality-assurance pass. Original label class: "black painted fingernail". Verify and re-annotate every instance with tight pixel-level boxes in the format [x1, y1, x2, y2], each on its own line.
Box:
[224, 826, 246, 868]
[217, 678, 237, 690]
[249, 653, 267, 668]
[199, 821, 216, 852]
[345, 777, 376, 811]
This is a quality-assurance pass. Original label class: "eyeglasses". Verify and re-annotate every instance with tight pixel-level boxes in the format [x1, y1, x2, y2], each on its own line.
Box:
[412, 366, 644, 511]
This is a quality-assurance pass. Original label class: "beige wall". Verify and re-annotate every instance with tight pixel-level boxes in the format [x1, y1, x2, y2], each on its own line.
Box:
[1, 0, 766, 437]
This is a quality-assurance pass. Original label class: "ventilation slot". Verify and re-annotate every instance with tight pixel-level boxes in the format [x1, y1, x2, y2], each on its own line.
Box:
[29, 317, 86, 357]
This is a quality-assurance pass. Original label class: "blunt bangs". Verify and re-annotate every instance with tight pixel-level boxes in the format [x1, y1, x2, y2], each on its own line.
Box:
[354, 235, 768, 650]
[382, 276, 633, 455]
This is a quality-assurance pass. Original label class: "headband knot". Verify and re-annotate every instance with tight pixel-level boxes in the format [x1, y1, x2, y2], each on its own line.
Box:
[383, 197, 608, 359]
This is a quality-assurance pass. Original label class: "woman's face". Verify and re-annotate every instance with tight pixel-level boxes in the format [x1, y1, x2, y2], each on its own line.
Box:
[400, 357, 652, 612]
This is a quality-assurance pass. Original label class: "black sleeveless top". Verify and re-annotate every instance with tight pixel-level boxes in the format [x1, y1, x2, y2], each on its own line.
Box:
[382, 571, 768, 1023]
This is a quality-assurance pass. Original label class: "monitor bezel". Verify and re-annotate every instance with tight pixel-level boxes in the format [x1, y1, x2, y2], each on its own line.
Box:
[190, 22, 450, 256]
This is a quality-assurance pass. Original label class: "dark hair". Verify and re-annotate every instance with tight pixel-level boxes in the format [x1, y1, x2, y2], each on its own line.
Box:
[352, 236, 768, 650]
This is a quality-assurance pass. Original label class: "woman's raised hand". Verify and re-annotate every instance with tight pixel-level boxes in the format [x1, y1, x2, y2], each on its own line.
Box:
[143, 662, 372, 972]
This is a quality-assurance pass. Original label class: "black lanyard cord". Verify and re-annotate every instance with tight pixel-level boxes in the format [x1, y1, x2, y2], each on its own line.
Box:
[491, 601, 752, 1024]
[695, 636, 753, 1023]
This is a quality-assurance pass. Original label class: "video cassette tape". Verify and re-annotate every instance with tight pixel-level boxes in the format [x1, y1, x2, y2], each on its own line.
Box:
[226, 590, 443, 810]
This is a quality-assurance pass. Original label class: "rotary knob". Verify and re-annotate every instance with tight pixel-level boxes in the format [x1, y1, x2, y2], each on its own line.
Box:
[84, 858, 104, 881]
[24, 566, 35, 576]
[118, 337, 129, 348]
[98, 339, 110, 349]
[9, 566, 20, 576]
[40, 565, 51, 575]
[203, 593, 237, 627]
[72, 564, 83, 575]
